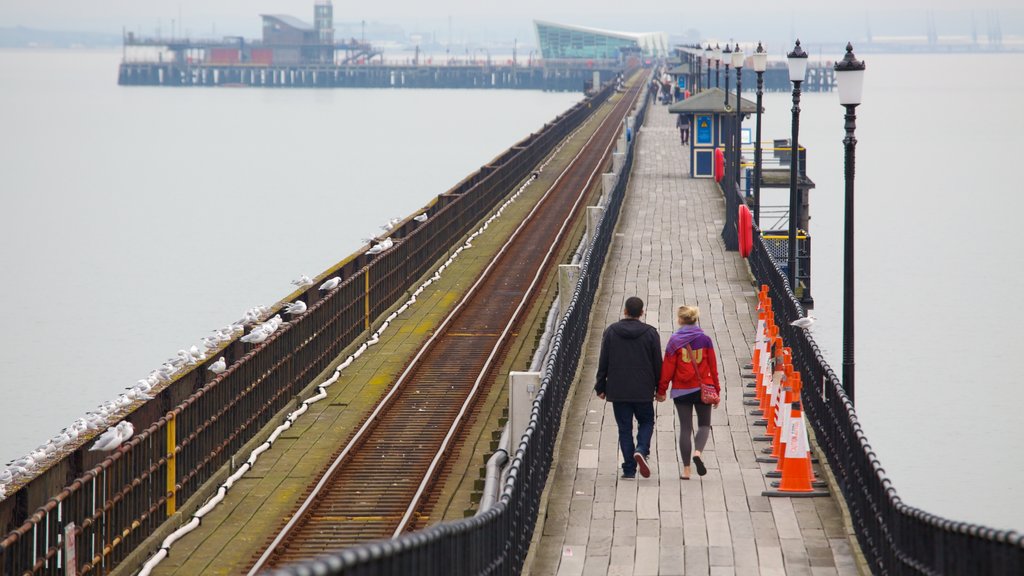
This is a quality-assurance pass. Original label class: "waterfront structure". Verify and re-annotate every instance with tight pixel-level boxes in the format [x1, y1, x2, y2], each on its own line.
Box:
[668, 87, 757, 179]
[259, 0, 335, 64]
[534, 20, 668, 61]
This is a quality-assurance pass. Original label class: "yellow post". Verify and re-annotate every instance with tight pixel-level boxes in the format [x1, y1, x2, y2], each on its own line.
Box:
[364, 270, 371, 330]
[166, 414, 177, 516]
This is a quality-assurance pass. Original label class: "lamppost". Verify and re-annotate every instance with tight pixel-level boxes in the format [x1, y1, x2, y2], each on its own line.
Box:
[713, 43, 722, 88]
[695, 52, 702, 92]
[785, 39, 808, 290]
[705, 44, 713, 88]
[732, 43, 744, 191]
[835, 42, 866, 404]
[752, 42, 767, 226]
[722, 44, 732, 107]
[721, 43, 733, 219]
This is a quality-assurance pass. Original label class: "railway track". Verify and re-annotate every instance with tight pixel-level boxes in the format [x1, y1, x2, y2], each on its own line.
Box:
[249, 78, 642, 573]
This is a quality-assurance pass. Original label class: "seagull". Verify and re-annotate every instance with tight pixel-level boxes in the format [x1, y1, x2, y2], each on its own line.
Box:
[379, 216, 402, 231]
[414, 213, 428, 223]
[7, 465, 29, 479]
[790, 315, 817, 329]
[283, 301, 307, 315]
[241, 327, 269, 344]
[0, 468, 12, 485]
[89, 421, 133, 452]
[291, 275, 314, 288]
[176, 350, 197, 366]
[319, 277, 342, 291]
[209, 356, 227, 374]
[379, 237, 394, 250]
[367, 244, 384, 255]
[189, 345, 205, 361]
[126, 387, 152, 402]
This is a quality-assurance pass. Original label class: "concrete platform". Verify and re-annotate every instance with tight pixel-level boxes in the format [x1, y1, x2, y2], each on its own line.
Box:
[525, 103, 861, 576]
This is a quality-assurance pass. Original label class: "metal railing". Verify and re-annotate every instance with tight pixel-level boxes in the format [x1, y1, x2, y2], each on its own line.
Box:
[261, 78, 650, 576]
[0, 83, 617, 576]
[747, 224, 1024, 575]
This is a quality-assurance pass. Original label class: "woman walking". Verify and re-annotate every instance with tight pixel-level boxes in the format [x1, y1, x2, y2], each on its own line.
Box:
[658, 306, 721, 479]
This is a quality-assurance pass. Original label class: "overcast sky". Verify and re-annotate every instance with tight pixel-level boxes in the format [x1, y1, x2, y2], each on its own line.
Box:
[2, 0, 1021, 46]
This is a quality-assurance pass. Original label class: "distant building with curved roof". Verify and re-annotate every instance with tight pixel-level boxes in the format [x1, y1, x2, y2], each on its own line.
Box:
[534, 20, 668, 60]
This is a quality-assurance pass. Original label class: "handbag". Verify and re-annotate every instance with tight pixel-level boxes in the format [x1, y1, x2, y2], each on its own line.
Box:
[685, 345, 720, 405]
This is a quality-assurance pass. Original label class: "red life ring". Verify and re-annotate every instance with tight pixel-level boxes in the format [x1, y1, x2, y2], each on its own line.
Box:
[714, 148, 725, 182]
[738, 205, 753, 257]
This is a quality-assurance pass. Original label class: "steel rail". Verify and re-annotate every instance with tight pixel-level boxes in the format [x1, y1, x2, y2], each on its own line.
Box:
[392, 83, 641, 537]
[248, 80, 639, 574]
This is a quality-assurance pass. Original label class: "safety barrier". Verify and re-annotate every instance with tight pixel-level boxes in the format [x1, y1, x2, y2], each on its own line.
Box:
[746, 225, 1024, 574]
[0, 83, 616, 576]
[262, 77, 650, 576]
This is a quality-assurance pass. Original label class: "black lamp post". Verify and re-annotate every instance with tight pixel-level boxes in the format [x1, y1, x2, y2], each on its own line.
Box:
[732, 43, 744, 191]
[722, 44, 732, 107]
[721, 44, 733, 207]
[695, 53, 702, 92]
[752, 42, 767, 226]
[714, 44, 721, 88]
[835, 42, 866, 404]
[705, 45, 713, 88]
[785, 39, 808, 289]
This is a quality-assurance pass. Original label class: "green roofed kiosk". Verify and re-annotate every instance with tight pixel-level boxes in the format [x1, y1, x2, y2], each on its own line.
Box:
[669, 87, 759, 179]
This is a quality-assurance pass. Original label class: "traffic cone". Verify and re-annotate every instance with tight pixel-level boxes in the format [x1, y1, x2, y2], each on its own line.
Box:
[765, 406, 796, 474]
[744, 347, 761, 398]
[762, 408, 829, 498]
[752, 334, 782, 418]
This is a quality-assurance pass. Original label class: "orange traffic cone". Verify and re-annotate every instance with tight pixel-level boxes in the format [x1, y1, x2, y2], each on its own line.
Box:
[762, 408, 829, 498]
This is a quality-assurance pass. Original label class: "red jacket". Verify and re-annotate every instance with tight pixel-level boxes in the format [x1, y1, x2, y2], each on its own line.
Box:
[658, 342, 720, 397]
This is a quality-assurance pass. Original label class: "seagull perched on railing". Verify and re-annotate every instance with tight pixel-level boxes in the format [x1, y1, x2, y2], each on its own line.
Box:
[283, 301, 307, 315]
[379, 216, 402, 231]
[291, 274, 314, 288]
[209, 356, 227, 374]
[790, 315, 817, 330]
[240, 326, 270, 344]
[414, 213, 428, 223]
[319, 277, 341, 291]
[89, 421, 134, 452]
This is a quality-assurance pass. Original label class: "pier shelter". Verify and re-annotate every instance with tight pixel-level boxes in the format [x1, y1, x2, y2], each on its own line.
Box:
[668, 87, 758, 179]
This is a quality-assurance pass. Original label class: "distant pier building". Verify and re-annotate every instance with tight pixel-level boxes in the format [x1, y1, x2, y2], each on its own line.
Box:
[534, 20, 668, 62]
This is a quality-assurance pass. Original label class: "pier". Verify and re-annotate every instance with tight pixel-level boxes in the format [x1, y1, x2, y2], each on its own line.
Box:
[117, 61, 618, 92]
[527, 103, 855, 576]
[3, 66, 1023, 576]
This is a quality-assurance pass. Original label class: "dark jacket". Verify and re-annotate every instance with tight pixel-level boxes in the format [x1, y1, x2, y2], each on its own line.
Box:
[595, 318, 663, 402]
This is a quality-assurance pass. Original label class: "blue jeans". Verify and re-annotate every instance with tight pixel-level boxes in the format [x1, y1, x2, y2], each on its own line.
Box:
[612, 401, 655, 475]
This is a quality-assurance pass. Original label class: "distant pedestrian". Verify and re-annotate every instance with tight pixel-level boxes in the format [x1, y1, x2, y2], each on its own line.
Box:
[658, 306, 721, 479]
[595, 296, 663, 479]
[676, 114, 690, 145]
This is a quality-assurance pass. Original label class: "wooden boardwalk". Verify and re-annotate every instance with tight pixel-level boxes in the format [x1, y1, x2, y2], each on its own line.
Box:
[526, 103, 861, 576]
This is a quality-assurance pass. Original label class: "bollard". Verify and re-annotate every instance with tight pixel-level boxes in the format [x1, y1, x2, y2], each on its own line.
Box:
[602, 172, 618, 204]
[509, 372, 542, 445]
[558, 264, 581, 314]
[587, 206, 605, 246]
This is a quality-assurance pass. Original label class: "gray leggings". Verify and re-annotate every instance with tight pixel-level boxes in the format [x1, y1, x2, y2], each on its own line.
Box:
[675, 399, 712, 466]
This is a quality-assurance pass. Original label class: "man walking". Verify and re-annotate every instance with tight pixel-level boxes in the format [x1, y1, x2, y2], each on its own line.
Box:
[595, 296, 664, 478]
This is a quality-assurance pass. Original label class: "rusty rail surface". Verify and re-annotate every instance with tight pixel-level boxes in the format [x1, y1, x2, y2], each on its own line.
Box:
[0, 84, 614, 576]
[251, 79, 642, 571]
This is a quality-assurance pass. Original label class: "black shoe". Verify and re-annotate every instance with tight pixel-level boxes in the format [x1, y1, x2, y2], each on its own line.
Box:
[693, 455, 707, 477]
[621, 472, 636, 480]
[634, 452, 651, 478]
